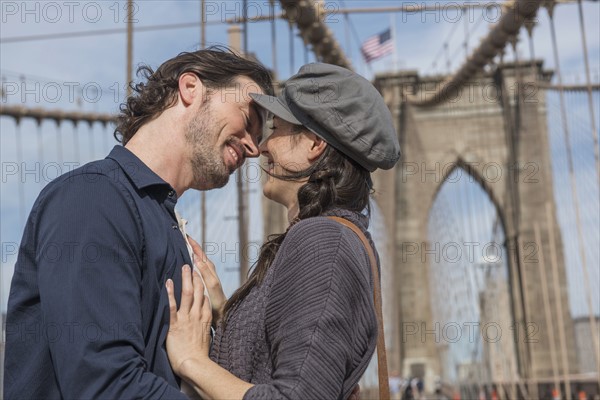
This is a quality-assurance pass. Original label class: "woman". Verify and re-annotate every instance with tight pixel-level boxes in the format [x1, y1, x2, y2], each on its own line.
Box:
[165, 63, 401, 400]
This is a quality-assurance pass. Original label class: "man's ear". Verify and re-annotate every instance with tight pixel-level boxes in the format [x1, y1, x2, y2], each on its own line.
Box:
[306, 132, 328, 162]
[178, 72, 206, 107]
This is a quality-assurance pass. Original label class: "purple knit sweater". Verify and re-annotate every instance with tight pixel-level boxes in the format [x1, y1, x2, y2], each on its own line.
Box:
[209, 209, 379, 400]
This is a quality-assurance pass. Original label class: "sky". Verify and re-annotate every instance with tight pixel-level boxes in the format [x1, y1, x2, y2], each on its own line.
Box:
[1, 0, 599, 326]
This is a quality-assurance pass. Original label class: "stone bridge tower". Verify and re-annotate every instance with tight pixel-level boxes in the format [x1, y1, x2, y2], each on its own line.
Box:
[371, 60, 578, 391]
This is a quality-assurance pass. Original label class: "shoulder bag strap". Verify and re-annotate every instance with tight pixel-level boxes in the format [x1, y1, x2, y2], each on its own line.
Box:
[327, 216, 390, 400]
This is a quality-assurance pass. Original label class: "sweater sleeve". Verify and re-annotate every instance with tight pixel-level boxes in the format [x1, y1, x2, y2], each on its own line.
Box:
[243, 218, 376, 400]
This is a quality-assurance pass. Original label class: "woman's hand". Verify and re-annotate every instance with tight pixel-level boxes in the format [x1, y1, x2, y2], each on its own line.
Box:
[166, 265, 212, 376]
[188, 236, 227, 325]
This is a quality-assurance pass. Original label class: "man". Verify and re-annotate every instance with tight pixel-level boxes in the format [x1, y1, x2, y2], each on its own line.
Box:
[4, 47, 273, 399]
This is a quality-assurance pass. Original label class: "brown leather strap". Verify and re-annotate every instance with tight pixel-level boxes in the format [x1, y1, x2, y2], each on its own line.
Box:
[327, 216, 390, 400]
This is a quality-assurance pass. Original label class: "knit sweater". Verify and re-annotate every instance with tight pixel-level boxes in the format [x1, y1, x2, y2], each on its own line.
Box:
[209, 209, 379, 400]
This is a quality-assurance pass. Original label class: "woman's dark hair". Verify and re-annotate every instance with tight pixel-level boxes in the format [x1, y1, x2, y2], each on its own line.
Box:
[114, 45, 274, 144]
[222, 135, 372, 321]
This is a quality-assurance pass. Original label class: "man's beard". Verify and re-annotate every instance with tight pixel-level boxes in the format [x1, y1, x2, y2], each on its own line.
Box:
[185, 103, 231, 190]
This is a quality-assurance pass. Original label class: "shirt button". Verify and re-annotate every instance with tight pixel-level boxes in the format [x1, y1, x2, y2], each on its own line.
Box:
[172, 224, 178, 230]
[168, 190, 175, 198]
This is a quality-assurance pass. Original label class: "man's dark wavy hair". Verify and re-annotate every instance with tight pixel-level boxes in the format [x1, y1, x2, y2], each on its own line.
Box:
[114, 46, 274, 144]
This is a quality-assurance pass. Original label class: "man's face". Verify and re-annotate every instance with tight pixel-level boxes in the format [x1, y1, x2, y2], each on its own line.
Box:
[185, 76, 267, 190]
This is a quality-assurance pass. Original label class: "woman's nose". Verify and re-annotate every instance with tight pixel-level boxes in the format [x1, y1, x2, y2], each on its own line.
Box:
[258, 139, 268, 155]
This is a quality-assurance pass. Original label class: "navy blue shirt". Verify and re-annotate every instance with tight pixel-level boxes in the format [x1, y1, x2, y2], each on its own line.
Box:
[4, 146, 190, 399]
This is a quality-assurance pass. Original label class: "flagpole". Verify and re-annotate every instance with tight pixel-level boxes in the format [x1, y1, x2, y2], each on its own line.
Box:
[360, 43, 372, 77]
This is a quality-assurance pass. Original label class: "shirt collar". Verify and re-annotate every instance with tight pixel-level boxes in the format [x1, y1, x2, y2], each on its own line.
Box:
[106, 145, 173, 191]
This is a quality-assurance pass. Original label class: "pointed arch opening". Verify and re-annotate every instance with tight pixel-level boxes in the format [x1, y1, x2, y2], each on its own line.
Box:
[427, 161, 518, 395]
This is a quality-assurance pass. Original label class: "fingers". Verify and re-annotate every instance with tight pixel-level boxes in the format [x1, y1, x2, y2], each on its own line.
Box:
[180, 265, 193, 313]
[166, 279, 177, 325]
[190, 244, 222, 297]
[189, 237, 218, 277]
[168, 265, 208, 321]
[201, 294, 212, 324]
[192, 270, 206, 311]
[188, 236, 208, 264]
[196, 256, 219, 290]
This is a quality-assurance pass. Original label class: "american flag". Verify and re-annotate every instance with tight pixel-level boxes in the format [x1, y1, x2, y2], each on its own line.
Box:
[360, 28, 394, 63]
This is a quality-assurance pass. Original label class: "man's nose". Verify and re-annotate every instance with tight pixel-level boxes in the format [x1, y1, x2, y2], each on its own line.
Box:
[242, 135, 260, 158]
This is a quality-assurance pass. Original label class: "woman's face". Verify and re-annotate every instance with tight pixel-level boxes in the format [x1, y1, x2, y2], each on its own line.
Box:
[259, 116, 315, 207]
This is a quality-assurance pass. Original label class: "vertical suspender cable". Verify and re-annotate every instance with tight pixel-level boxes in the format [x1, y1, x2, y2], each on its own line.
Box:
[56, 122, 63, 165]
[577, 0, 600, 188]
[201, 191, 206, 245]
[15, 121, 25, 226]
[126, 0, 133, 97]
[515, 232, 537, 398]
[510, 35, 522, 147]
[529, 17, 573, 398]
[103, 123, 110, 154]
[270, 0, 277, 74]
[445, 43, 451, 74]
[546, 2, 600, 383]
[238, 0, 250, 284]
[73, 122, 80, 165]
[463, 7, 469, 59]
[546, 202, 572, 400]
[200, 0, 206, 49]
[344, 13, 352, 62]
[88, 122, 95, 161]
[533, 222, 560, 395]
[242, 0, 248, 55]
[304, 42, 309, 65]
[200, 0, 207, 245]
[36, 121, 44, 189]
[289, 23, 294, 77]
[525, 20, 537, 85]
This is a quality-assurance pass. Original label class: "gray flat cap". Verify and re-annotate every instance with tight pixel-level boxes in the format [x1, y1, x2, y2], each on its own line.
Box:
[250, 63, 400, 172]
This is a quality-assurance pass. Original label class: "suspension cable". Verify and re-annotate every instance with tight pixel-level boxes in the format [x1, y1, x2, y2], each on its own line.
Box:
[546, 201, 573, 400]
[577, 0, 600, 188]
[289, 22, 294, 77]
[533, 222, 561, 395]
[88, 122, 95, 161]
[270, 0, 277, 74]
[56, 122, 63, 165]
[546, 1, 600, 383]
[528, 17, 573, 398]
[72, 122, 80, 166]
[15, 121, 26, 226]
[411, 0, 544, 107]
[102, 123, 110, 154]
[36, 122, 44, 189]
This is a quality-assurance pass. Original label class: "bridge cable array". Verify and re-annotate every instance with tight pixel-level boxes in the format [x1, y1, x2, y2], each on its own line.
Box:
[546, 1, 600, 382]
